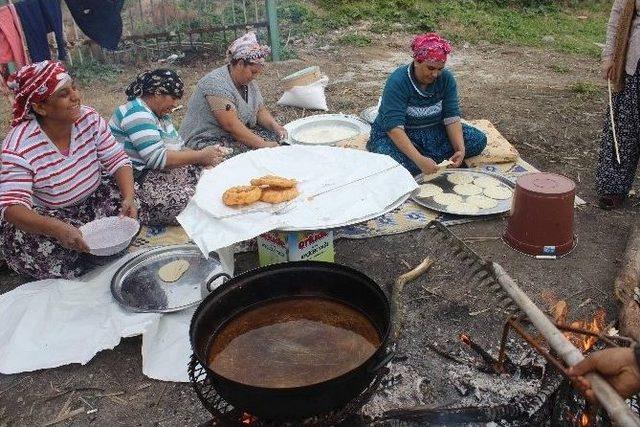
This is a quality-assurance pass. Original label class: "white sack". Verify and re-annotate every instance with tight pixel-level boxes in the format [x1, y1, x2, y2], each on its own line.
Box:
[277, 76, 329, 111]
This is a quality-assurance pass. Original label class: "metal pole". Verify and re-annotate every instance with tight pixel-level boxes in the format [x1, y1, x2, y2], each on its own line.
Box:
[265, 0, 281, 61]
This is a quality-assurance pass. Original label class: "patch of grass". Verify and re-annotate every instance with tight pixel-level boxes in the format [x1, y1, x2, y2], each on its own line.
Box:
[279, 0, 610, 57]
[569, 80, 600, 97]
[548, 64, 571, 74]
[70, 60, 122, 85]
[337, 32, 372, 47]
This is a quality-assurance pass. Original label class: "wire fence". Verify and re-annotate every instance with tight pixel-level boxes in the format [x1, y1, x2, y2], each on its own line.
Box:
[62, 0, 279, 66]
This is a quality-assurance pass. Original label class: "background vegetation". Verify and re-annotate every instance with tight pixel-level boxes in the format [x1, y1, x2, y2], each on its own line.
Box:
[278, 0, 611, 57]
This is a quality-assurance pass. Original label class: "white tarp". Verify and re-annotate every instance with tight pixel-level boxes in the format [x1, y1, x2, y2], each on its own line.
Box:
[178, 145, 417, 256]
[0, 247, 233, 382]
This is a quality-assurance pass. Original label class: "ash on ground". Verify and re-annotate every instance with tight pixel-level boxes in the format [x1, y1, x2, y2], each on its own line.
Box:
[363, 244, 550, 422]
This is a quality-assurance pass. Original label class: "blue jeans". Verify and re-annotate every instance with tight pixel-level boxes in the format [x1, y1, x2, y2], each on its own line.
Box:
[367, 122, 487, 175]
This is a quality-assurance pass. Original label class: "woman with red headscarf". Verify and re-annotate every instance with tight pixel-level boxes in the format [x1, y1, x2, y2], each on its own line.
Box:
[367, 33, 487, 176]
[0, 60, 135, 279]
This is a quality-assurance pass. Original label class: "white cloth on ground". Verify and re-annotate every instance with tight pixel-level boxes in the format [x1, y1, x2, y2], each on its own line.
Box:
[0, 247, 233, 382]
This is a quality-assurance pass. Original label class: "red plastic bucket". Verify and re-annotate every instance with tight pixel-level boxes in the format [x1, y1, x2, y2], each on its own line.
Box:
[503, 172, 576, 257]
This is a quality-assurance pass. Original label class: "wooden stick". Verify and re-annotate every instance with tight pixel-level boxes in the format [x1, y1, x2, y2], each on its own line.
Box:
[492, 263, 640, 426]
[608, 79, 622, 165]
[390, 257, 434, 341]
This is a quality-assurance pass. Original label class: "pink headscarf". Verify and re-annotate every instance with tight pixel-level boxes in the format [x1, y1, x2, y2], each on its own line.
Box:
[411, 33, 452, 63]
[7, 60, 71, 126]
[227, 32, 271, 65]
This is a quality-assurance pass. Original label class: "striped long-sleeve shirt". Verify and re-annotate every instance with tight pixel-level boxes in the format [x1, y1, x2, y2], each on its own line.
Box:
[0, 106, 131, 218]
[109, 98, 184, 172]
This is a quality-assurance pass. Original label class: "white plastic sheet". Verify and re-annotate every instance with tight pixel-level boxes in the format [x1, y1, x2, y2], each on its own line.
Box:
[177, 145, 418, 256]
[0, 247, 233, 382]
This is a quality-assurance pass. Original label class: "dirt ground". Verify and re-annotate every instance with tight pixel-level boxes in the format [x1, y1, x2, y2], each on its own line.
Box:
[1, 29, 637, 425]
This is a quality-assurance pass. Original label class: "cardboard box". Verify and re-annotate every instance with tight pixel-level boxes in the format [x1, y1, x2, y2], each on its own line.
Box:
[257, 230, 335, 266]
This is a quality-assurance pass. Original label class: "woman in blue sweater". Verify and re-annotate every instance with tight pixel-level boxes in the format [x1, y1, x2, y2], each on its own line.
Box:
[367, 33, 487, 176]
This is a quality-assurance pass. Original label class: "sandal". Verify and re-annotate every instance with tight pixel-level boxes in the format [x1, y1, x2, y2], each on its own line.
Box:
[598, 194, 626, 210]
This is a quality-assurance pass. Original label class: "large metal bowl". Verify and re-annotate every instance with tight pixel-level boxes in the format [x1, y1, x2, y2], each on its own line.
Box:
[284, 114, 371, 146]
[111, 245, 227, 313]
[412, 169, 516, 216]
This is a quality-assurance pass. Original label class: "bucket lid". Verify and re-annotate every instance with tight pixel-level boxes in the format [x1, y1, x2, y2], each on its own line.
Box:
[516, 172, 575, 195]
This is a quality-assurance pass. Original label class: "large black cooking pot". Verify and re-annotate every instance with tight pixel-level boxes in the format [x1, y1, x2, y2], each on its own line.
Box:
[189, 261, 391, 420]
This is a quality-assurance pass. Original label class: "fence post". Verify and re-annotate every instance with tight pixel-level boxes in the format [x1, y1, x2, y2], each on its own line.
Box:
[265, 0, 281, 61]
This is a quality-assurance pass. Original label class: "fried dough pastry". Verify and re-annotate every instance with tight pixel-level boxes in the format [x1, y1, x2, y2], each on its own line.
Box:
[222, 185, 262, 206]
[260, 187, 299, 204]
[250, 175, 297, 188]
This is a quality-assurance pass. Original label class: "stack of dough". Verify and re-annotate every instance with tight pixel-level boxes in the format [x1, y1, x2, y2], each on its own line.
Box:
[415, 171, 513, 215]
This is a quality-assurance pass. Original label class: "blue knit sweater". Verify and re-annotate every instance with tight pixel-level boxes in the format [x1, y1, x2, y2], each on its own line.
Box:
[374, 64, 461, 132]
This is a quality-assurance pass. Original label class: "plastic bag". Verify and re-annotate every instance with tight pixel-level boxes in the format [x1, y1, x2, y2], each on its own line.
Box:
[277, 76, 329, 111]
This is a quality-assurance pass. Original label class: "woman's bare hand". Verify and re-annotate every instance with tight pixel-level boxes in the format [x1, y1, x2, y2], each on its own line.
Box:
[415, 155, 439, 174]
[53, 221, 90, 253]
[198, 146, 230, 167]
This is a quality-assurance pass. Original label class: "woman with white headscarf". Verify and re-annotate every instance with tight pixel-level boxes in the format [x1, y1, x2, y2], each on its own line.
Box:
[179, 32, 287, 154]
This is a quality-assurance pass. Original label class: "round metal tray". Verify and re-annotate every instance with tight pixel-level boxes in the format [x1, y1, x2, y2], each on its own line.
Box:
[412, 169, 516, 216]
[284, 114, 371, 146]
[111, 245, 225, 313]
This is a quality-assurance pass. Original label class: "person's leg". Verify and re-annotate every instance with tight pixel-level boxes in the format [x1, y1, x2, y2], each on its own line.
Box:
[414, 123, 487, 163]
[596, 70, 640, 206]
[137, 166, 202, 226]
[366, 126, 421, 175]
[89, 177, 127, 219]
[461, 123, 488, 158]
[0, 206, 91, 279]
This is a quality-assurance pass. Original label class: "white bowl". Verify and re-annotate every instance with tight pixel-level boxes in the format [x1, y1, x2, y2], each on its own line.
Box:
[79, 216, 140, 256]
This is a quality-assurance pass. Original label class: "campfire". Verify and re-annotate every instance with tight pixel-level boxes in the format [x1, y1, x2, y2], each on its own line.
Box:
[188, 223, 640, 426]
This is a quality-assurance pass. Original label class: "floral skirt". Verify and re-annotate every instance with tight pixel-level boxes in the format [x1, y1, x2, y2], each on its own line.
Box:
[596, 65, 640, 196]
[136, 165, 202, 226]
[0, 178, 122, 280]
[366, 122, 487, 176]
[184, 126, 279, 155]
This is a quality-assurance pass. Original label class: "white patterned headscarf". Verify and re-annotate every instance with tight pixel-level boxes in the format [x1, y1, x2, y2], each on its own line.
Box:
[227, 32, 271, 65]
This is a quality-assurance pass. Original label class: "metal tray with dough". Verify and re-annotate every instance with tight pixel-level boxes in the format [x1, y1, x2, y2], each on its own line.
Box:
[111, 245, 227, 313]
[411, 169, 516, 216]
[284, 114, 371, 146]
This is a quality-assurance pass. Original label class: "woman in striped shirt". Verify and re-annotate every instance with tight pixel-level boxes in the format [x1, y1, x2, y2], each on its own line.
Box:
[109, 69, 229, 226]
[0, 61, 135, 279]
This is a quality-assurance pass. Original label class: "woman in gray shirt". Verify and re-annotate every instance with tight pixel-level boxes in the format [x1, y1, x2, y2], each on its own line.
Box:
[179, 32, 287, 153]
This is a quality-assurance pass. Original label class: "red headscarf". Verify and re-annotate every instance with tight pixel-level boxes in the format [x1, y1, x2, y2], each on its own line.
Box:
[411, 33, 452, 63]
[7, 60, 71, 127]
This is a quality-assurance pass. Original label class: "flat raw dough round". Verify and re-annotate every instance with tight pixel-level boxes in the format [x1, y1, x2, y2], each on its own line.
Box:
[483, 186, 513, 200]
[433, 193, 463, 206]
[467, 194, 499, 209]
[158, 259, 190, 283]
[417, 183, 443, 198]
[447, 202, 480, 215]
[473, 176, 502, 189]
[446, 173, 474, 185]
[453, 183, 483, 196]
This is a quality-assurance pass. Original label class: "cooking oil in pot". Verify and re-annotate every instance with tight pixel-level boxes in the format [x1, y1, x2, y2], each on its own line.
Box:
[208, 297, 381, 388]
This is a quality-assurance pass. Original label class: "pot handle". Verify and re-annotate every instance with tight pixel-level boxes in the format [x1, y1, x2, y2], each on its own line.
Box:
[205, 272, 231, 293]
[369, 349, 395, 373]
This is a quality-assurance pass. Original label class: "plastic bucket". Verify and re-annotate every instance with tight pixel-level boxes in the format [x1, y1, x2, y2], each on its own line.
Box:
[503, 172, 576, 257]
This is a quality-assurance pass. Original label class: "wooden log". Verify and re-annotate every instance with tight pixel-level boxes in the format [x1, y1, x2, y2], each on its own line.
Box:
[492, 263, 640, 427]
[390, 257, 433, 341]
[613, 225, 640, 341]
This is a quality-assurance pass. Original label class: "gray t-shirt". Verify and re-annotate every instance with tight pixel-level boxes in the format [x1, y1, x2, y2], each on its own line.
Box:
[179, 65, 264, 148]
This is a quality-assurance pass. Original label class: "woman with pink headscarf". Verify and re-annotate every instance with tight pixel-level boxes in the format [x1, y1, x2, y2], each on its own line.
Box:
[367, 33, 486, 176]
[0, 60, 135, 279]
